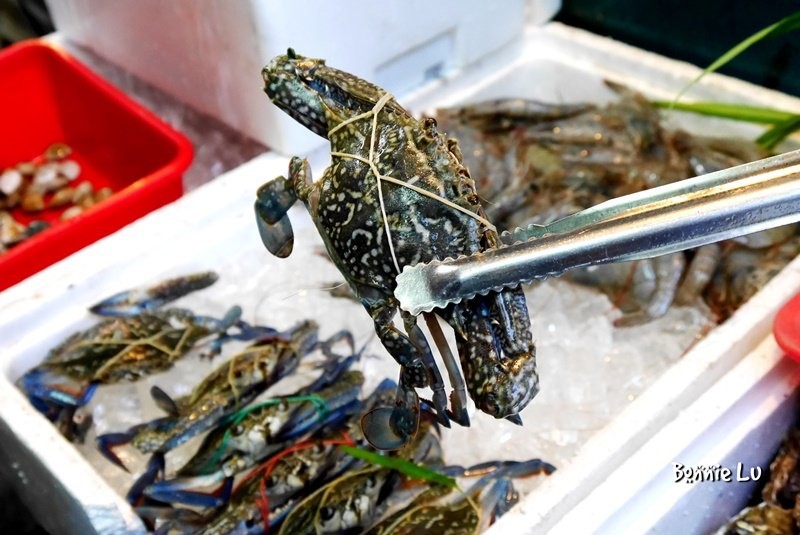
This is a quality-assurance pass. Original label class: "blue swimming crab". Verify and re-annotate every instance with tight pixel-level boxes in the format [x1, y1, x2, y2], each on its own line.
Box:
[17, 272, 270, 441]
[256, 49, 538, 449]
[136, 378, 397, 534]
[96, 320, 353, 469]
[365, 459, 555, 534]
[278, 412, 553, 535]
[140, 369, 365, 509]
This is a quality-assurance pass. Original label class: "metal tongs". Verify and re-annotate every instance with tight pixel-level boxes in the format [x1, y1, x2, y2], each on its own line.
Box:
[395, 148, 800, 315]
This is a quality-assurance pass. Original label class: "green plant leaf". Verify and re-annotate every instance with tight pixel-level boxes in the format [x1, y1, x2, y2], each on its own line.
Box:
[652, 100, 797, 124]
[672, 11, 800, 105]
[340, 445, 457, 488]
[756, 115, 800, 150]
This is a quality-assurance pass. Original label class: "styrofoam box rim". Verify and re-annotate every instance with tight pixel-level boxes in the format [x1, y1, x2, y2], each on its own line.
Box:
[47, 0, 547, 156]
[1, 22, 799, 534]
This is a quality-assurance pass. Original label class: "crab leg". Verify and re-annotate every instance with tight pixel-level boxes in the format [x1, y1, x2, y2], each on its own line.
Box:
[401, 313, 449, 426]
[88, 271, 219, 316]
[423, 312, 470, 426]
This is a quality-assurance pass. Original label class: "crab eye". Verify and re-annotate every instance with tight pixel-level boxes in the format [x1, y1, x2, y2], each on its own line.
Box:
[287, 48, 297, 59]
[319, 506, 335, 521]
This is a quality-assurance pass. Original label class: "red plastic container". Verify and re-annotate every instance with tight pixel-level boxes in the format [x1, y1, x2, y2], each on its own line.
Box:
[775, 292, 800, 362]
[0, 40, 192, 291]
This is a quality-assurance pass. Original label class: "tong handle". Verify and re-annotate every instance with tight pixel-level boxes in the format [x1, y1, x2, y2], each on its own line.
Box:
[395, 149, 800, 315]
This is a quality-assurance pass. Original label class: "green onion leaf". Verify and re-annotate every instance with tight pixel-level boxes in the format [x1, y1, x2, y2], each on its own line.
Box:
[340, 445, 457, 488]
[756, 115, 800, 150]
[652, 100, 797, 124]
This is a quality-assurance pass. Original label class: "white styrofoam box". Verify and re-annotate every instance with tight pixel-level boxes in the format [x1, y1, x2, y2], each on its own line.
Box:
[577, 337, 800, 535]
[0, 154, 287, 535]
[45, 0, 538, 156]
[409, 23, 800, 534]
[2, 21, 800, 534]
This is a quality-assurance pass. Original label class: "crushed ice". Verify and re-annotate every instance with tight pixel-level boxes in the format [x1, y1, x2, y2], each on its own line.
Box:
[75, 219, 715, 498]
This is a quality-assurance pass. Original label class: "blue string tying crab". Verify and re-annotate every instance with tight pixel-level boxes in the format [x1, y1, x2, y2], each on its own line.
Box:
[256, 49, 538, 450]
[17, 272, 274, 441]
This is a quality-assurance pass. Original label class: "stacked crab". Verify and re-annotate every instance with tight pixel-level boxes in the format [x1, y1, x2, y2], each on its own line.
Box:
[17, 273, 554, 533]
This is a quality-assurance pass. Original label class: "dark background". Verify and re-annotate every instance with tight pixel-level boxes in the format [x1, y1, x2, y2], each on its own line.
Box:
[4, 0, 800, 98]
[557, 0, 800, 97]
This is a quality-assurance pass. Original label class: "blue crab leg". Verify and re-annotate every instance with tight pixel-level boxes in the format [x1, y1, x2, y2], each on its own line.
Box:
[89, 271, 219, 316]
[277, 398, 362, 444]
[460, 458, 556, 498]
[506, 414, 523, 426]
[97, 417, 176, 470]
[401, 313, 450, 429]
[255, 175, 297, 225]
[256, 213, 295, 258]
[195, 306, 280, 358]
[150, 385, 180, 416]
[423, 312, 470, 427]
[126, 452, 165, 505]
[316, 329, 355, 361]
[135, 506, 207, 535]
[144, 474, 232, 509]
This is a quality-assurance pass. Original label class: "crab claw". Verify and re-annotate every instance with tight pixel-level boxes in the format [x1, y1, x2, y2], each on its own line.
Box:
[449, 391, 471, 427]
[255, 213, 294, 258]
[150, 386, 180, 417]
[361, 381, 420, 450]
[198, 306, 279, 358]
[255, 176, 298, 258]
[19, 371, 99, 441]
[504, 458, 556, 478]
[96, 431, 135, 470]
[89, 271, 219, 316]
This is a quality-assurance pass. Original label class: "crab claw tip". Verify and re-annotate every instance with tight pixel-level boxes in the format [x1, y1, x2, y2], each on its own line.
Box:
[506, 413, 523, 426]
[96, 432, 133, 471]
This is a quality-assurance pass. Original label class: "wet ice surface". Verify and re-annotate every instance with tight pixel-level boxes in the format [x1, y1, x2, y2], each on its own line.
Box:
[73, 217, 715, 499]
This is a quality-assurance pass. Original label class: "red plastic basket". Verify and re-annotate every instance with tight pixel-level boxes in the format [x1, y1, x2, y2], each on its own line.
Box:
[0, 40, 193, 291]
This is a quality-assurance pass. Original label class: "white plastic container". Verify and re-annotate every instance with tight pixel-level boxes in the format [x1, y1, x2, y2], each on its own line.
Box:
[44, 0, 555, 155]
[3, 21, 800, 535]
[400, 24, 800, 534]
